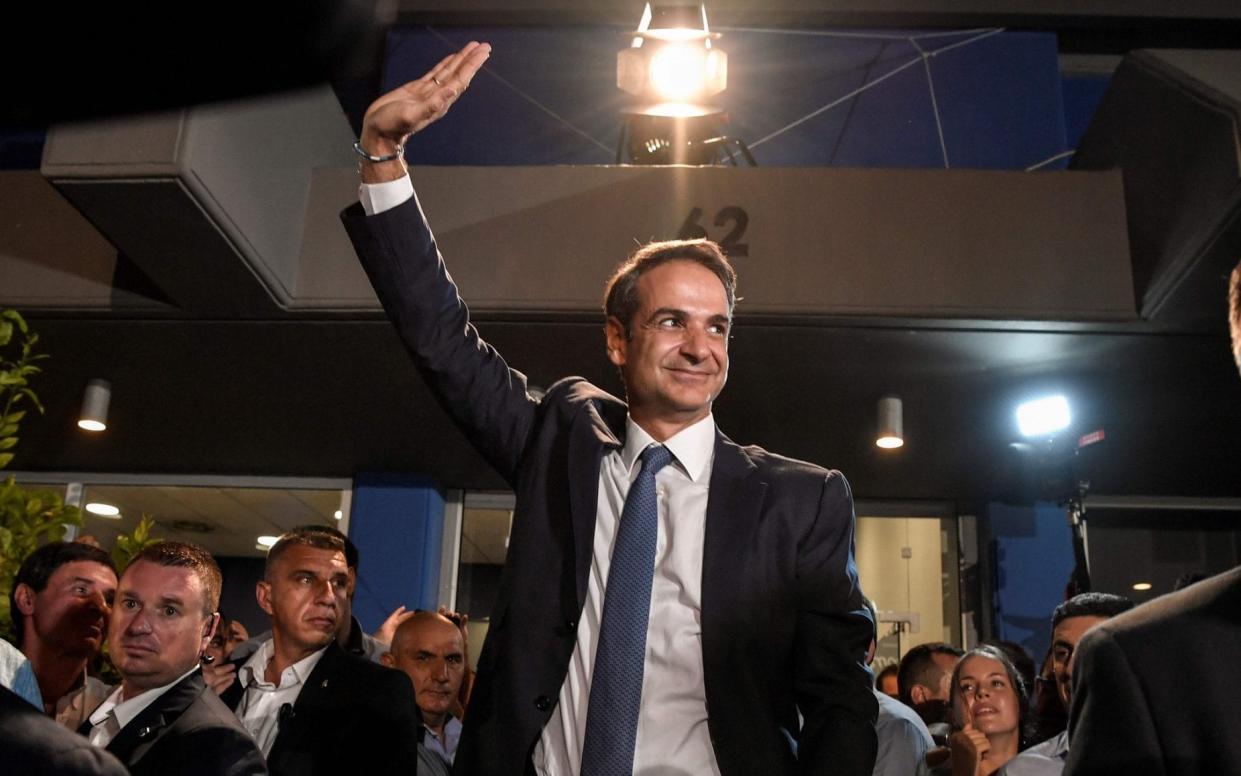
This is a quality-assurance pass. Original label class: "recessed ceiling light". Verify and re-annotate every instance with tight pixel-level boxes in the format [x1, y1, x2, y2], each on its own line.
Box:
[78, 419, 107, 432]
[1132, 582, 1153, 591]
[85, 502, 120, 517]
[334, 510, 343, 520]
[256, 535, 279, 548]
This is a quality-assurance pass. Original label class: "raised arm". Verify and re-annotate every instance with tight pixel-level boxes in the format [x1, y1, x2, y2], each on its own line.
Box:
[342, 43, 539, 484]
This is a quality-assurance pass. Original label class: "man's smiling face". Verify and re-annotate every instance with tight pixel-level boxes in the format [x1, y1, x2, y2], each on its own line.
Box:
[606, 259, 730, 438]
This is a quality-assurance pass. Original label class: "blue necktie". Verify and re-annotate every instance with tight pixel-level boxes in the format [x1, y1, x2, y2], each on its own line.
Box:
[580, 444, 673, 776]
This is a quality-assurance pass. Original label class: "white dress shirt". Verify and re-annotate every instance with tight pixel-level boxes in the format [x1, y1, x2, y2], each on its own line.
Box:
[88, 665, 200, 748]
[236, 638, 328, 756]
[534, 414, 720, 776]
[361, 176, 723, 774]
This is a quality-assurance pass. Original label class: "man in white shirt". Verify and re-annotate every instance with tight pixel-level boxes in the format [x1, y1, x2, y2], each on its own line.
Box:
[218, 528, 424, 776]
[10, 541, 117, 729]
[1001, 593, 1132, 776]
[341, 41, 877, 776]
[85, 541, 265, 775]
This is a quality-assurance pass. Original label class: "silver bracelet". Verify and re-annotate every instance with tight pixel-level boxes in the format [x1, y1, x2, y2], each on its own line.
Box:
[352, 140, 404, 163]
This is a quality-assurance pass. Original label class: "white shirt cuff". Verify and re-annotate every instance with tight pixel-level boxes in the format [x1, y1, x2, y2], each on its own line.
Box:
[359, 175, 414, 216]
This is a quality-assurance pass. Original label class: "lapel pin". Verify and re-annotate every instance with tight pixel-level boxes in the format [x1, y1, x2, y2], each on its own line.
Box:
[321, 679, 329, 688]
[138, 726, 154, 739]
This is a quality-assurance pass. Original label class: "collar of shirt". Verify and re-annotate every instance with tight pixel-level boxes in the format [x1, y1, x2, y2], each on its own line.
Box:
[238, 637, 328, 691]
[621, 413, 715, 483]
[424, 714, 463, 762]
[89, 664, 200, 732]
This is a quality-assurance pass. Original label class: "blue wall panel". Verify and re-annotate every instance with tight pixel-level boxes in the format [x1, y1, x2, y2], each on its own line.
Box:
[988, 500, 1075, 663]
[349, 473, 445, 632]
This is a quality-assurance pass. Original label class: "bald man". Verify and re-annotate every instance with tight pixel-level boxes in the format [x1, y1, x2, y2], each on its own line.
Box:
[382, 612, 466, 767]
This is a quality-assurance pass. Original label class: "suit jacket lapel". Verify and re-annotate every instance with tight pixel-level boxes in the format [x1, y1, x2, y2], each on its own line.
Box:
[267, 642, 340, 772]
[567, 395, 624, 611]
[701, 433, 766, 638]
[106, 670, 204, 767]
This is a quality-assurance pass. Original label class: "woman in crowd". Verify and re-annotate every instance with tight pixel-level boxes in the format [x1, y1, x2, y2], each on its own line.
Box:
[947, 645, 1028, 776]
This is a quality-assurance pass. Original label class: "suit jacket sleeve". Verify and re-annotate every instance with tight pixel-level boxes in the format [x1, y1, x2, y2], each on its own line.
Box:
[341, 195, 537, 485]
[795, 471, 878, 775]
[1063, 626, 1164, 776]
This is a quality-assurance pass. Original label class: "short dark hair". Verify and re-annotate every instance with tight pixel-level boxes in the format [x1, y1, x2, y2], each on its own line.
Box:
[897, 641, 963, 707]
[292, 524, 358, 572]
[875, 664, 899, 690]
[265, 527, 346, 580]
[129, 541, 222, 615]
[1051, 592, 1134, 629]
[603, 239, 737, 337]
[11, 541, 116, 644]
[950, 644, 1031, 744]
[1229, 259, 1241, 374]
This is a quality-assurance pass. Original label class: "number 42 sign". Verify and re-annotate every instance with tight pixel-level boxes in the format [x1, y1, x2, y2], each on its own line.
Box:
[677, 206, 750, 257]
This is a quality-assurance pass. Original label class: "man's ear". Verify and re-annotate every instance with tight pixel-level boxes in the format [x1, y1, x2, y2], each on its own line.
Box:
[203, 612, 220, 643]
[13, 583, 36, 617]
[910, 685, 929, 705]
[256, 580, 274, 617]
[380, 651, 395, 668]
[604, 317, 627, 368]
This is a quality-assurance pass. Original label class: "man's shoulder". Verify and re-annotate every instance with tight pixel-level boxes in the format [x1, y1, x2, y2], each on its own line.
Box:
[0, 685, 129, 776]
[543, 376, 624, 411]
[875, 691, 933, 742]
[1088, 564, 1241, 647]
[178, 682, 256, 733]
[729, 439, 845, 484]
[313, 643, 411, 698]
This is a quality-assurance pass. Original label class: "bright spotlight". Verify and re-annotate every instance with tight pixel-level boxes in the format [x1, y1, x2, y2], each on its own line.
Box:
[85, 502, 120, 518]
[649, 44, 709, 101]
[1016, 395, 1071, 438]
[256, 535, 280, 548]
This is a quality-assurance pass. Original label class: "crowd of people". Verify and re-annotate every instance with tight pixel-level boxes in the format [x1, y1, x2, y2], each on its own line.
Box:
[2, 39, 1240, 776]
[1, 528, 473, 776]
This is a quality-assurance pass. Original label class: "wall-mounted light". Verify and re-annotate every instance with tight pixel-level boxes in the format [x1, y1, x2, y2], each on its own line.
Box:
[1016, 395, 1071, 438]
[85, 502, 120, 518]
[876, 396, 904, 449]
[77, 379, 111, 432]
[1132, 582, 1153, 591]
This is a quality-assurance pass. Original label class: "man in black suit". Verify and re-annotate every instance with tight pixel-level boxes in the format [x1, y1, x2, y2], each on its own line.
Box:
[220, 528, 424, 775]
[341, 42, 877, 776]
[1063, 259, 1241, 776]
[83, 541, 266, 775]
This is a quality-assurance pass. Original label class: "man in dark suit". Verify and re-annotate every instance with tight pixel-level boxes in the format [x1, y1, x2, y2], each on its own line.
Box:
[341, 42, 877, 776]
[1063, 259, 1241, 776]
[219, 528, 424, 776]
[83, 541, 266, 775]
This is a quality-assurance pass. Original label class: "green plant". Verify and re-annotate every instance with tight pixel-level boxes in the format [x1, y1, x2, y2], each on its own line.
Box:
[0, 308, 84, 641]
[0, 309, 44, 470]
[112, 515, 161, 572]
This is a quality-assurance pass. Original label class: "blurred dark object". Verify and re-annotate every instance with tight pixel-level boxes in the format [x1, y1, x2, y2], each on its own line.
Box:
[2, 0, 391, 128]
